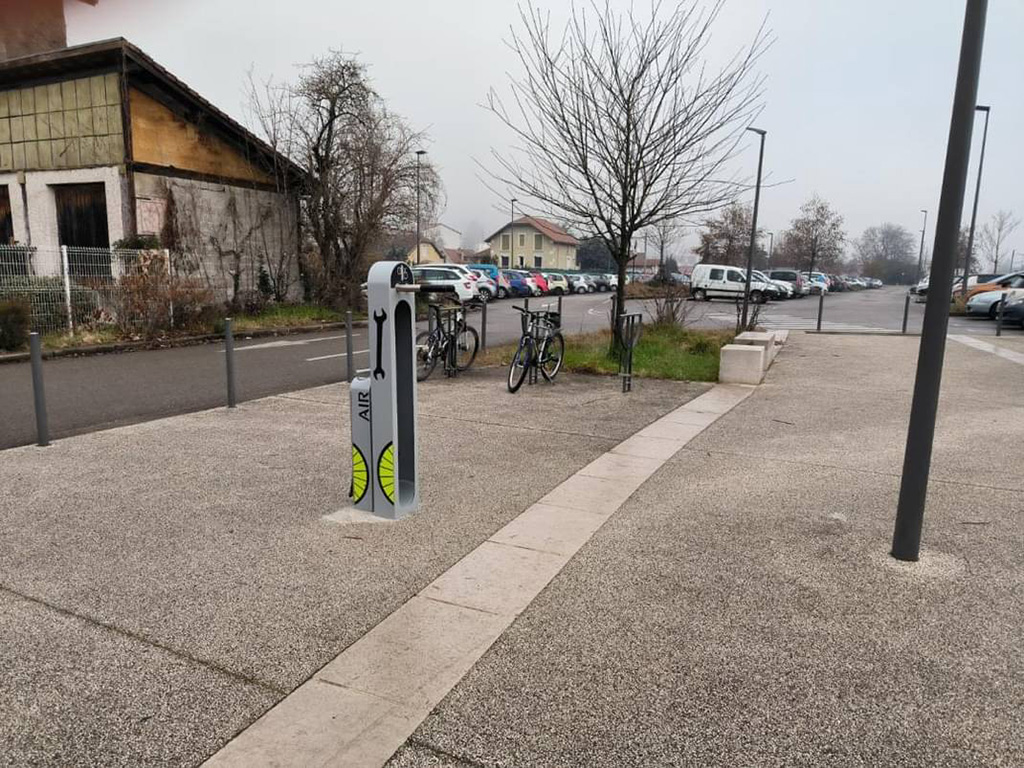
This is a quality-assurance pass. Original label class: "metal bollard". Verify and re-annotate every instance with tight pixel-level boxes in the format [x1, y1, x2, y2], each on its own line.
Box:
[224, 318, 237, 409]
[996, 291, 1006, 337]
[524, 297, 530, 312]
[345, 310, 354, 382]
[557, 294, 563, 324]
[29, 333, 50, 447]
[816, 290, 824, 331]
[480, 299, 487, 349]
[902, 293, 911, 334]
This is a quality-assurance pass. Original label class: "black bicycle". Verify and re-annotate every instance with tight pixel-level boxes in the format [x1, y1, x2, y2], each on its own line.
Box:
[416, 304, 479, 381]
[507, 306, 565, 393]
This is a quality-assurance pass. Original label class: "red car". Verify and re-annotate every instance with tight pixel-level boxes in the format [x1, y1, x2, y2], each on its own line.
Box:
[530, 272, 550, 294]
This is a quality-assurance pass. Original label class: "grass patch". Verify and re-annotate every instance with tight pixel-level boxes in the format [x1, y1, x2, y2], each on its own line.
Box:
[230, 304, 349, 332]
[477, 323, 731, 382]
[42, 327, 122, 351]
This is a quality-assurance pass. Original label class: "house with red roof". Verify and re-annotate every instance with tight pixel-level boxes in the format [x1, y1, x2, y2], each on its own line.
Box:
[485, 216, 579, 270]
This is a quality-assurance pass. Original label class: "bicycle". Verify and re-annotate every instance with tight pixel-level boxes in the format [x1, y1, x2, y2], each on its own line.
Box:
[416, 303, 479, 381]
[507, 305, 565, 393]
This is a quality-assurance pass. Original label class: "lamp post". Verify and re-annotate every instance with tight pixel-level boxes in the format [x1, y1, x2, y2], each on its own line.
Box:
[916, 209, 928, 283]
[415, 150, 427, 265]
[510, 198, 517, 269]
[892, 0, 988, 562]
[962, 104, 990, 294]
[767, 231, 774, 262]
[741, 127, 766, 329]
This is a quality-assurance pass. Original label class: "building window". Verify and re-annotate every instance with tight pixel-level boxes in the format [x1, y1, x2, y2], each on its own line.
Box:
[501, 255, 509, 268]
[53, 183, 111, 278]
[534, 255, 542, 268]
[534, 234, 543, 251]
[0, 186, 12, 246]
[501, 234, 510, 250]
[519, 234, 525, 247]
[518, 256, 524, 267]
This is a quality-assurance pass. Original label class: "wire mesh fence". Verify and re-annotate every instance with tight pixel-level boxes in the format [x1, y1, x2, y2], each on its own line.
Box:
[0, 245, 214, 336]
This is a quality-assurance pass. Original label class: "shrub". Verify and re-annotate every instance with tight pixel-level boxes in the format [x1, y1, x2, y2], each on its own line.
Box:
[0, 276, 98, 333]
[0, 299, 30, 351]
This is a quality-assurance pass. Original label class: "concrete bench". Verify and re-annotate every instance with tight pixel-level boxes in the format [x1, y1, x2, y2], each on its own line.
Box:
[719, 344, 765, 385]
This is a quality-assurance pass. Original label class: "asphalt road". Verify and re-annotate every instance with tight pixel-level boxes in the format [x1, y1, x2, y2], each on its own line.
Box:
[1, 287, 1017, 450]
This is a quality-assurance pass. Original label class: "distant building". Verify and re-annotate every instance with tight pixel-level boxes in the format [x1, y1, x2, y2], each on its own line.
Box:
[0, 38, 304, 297]
[404, 243, 481, 265]
[485, 216, 578, 270]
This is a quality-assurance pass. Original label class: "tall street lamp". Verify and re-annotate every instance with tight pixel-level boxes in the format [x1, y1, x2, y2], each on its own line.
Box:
[415, 150, 427, 265]
[767, 231, 774, 262]
[510, 198, 518, 269]
[741, 127, 766, 329]
[962, 104, 990, 294]
[892, 0, 988, 562]
[916, 209, 928, 283]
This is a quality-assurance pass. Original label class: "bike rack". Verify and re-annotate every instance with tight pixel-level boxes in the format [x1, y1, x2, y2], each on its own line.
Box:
[350, 261, 453, 520]
[617, 313, 643, 393]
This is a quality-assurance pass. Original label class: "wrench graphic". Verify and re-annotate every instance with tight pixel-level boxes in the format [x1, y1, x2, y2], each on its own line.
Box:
[373, 309, 387, 380]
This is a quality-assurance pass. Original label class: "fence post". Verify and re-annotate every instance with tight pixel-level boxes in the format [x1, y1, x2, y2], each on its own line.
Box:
[816, 290, 824, 332]
[902, 293, 911, 334]
[557, 293, 563, 321]
[224, 318, 237, 408]
[480, 299, 487, 350]
[345, 310, 354, 382]
[996, 291, 1006, 337]
[524, 296, 530, 312]
[164, 248, 174, 329]
[29, 332, 50, 447]
[59, 245, 73, 333]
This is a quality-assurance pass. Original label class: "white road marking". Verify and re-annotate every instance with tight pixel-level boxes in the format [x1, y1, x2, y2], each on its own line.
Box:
[306, 349, 369, 362]
[949, 335, 1024, 366]
[236, 334, 349, 352]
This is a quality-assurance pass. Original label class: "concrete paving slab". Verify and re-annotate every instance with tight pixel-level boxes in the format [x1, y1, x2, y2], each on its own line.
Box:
[576, 452, 665, 482]
[489, 502, 613, 556]
[538, 473, 646, 515]
[609, 434, 689, 460]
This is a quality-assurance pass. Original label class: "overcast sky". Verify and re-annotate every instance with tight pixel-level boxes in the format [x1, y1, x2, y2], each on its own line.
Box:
[69, 0, 1023, 264]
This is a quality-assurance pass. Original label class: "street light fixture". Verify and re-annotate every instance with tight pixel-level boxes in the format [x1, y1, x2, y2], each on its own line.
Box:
[510, 198, 518, 269]
[415, 150, 427, 265]
[962, 104, 990, 294]
[741, 127, 766, 329]
[767, 231, 774, 262]
[916, 209, 928, 283]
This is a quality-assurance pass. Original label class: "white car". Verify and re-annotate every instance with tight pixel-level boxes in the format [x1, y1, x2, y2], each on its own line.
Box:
[411, 266, 477, 303]
[469, 269, 497, 301]
[568, 275, 590, 294]
[690, 263, 773, 303]
[966, 287, 1024, 319]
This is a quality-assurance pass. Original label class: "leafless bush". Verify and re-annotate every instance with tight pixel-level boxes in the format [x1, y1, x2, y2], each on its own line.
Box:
[642, 282, 693, 327]
[734, 298, 762, 334]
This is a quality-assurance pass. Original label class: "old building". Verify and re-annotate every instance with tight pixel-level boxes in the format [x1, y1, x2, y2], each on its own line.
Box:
[486, 216, 578, 270]
[0, 37, 303, 298]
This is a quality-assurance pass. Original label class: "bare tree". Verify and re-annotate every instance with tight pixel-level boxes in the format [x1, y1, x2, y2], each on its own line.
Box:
[694, 203, 762, 267]
[978, 210, 1020, 274]
[651, 219, 682, 280]
[487, 0, 767, 333]
[855, 223, 915, 284]
[773, 195, 846, 276]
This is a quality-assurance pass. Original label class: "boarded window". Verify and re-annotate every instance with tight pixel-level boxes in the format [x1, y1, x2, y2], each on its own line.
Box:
[501, 234, 510, 250]
[0, 186, 12, 246]
[53, 183, 110, 278]
[534, 234, 543, 251]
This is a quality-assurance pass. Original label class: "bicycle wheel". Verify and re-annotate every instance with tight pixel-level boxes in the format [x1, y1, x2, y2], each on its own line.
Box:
[455, 325, 479, 371]
[416, 331, 438, 381]
[539, 332, 564, 382]
[507, 337, 532, 393]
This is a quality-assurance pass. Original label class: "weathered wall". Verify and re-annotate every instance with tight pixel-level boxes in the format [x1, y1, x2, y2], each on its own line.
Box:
[0, 0, 67, 62]
[134, 172, 299, 300]
[129, 89, 272, 186]
[0, 73, 124, 173]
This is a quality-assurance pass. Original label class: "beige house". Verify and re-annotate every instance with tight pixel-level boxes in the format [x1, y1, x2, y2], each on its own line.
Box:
[405, 241, 445, 264]
[486, 216, 578, 270]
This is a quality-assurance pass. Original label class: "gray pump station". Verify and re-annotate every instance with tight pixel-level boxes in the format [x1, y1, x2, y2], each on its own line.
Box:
[350, 261, 450, 519]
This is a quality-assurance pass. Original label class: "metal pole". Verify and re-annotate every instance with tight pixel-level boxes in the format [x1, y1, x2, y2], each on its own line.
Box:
[915, 210, 928, 283]
[741, 128, 766, 329]
[902, 293, 911, 334]
[224, 318, 237, 409]
[29, 332, 49, 447]
[962, 105, 990, 295]
[345, 310, 354, 382]
[480, 299, 487, 349]
[60, 245, 74, 333]
[767, 231, 774, 262]
[510, 198, 517, 269]
[557, 293, 563, 322]
[893, 0, 988, 562]
[524, 297, 530, 312]
[416, 150, 426, 265]
[996, 291, 1006, 336]
[816, 290, 824, 331]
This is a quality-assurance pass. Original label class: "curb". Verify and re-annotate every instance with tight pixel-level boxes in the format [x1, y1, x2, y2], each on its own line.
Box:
[0, 320, 368, 365]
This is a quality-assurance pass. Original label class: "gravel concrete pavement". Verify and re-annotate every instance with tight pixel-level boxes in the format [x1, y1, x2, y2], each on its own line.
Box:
[392, 333, 1024, 767]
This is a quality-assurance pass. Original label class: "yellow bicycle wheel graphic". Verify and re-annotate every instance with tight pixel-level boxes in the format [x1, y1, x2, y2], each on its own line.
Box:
[377, 442, 395, 504]
[351, 445, 369, 504]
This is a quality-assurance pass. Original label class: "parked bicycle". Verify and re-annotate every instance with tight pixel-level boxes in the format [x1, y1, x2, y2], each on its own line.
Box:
[416, 303, 479, 381]
[507, 305, 565, 393]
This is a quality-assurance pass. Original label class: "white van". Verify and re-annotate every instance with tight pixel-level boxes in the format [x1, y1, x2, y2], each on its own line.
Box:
[690, 264, 772, 303]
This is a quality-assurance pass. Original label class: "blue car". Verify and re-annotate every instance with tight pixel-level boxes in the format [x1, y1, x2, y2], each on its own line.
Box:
[500, 270, 532, 298]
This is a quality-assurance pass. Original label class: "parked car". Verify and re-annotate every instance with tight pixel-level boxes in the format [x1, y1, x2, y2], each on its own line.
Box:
[466, 263, 500, 281]
[589, 274, 612, 292]
[499, 270, 531, 298]
[568, 274, 590, 294]
[543, 273, 570, 295]
[966, 287, 1024, 319]
[963, 271, 1024, 301]
[767, 268, 807, 297]
[690, 263, 772, 303]
[530, 272, 550, 294]
[752, 269, 793, 300]
[508, 270, 541, 296]
[1001, 293, 1024, 327]
[606, 273, 619, 289]
[412, 266, 477, 303]
[469, 270, 497, 301]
